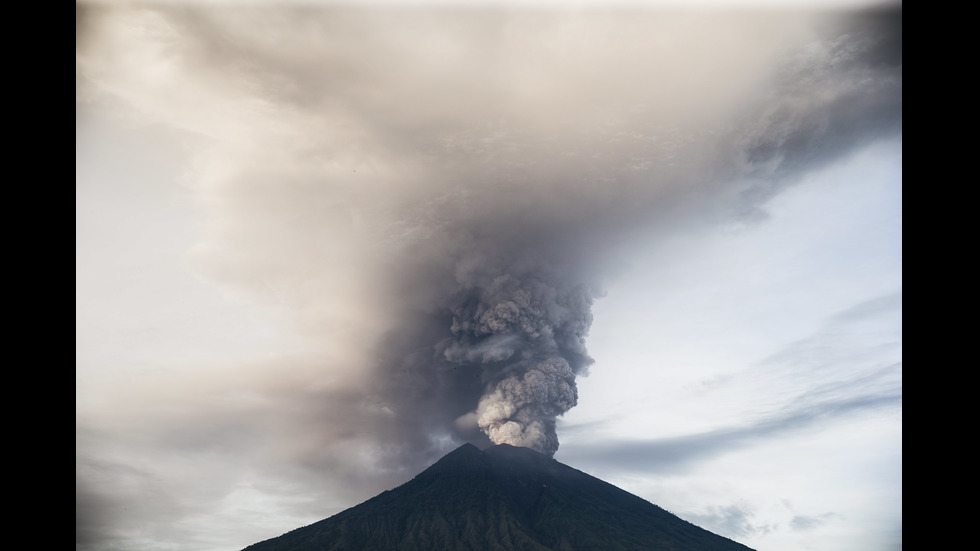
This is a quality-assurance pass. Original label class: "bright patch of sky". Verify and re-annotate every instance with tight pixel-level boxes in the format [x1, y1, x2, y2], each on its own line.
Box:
[557, 137, 901, 551]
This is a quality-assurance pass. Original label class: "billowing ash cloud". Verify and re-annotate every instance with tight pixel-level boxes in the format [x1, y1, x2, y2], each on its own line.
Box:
[76, 0, 900, 481]
[359, 199, 603, 456]
[428, 250, 594, 455]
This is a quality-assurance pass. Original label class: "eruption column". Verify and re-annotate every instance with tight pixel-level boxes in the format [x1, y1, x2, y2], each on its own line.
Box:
[439, 271, 593, 456]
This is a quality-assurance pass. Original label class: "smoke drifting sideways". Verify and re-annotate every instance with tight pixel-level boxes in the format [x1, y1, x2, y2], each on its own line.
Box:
[76, 3, 901, 467]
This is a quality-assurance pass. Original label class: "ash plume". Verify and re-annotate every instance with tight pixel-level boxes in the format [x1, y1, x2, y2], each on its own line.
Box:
[76, 0, 901, 476]
[392, 231, 598, 456]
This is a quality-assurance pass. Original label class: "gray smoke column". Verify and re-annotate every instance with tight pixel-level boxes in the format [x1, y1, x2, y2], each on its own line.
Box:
[76, 4, 901, 461]
[430, 239, 595, 456]
[368, 190, 607, 456]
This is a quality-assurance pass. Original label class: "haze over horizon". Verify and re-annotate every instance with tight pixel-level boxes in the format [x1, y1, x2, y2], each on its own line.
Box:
[76, 1, 901, 550]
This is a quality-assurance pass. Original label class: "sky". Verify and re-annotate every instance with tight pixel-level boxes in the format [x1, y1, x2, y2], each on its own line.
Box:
[76, 1, 901, 550]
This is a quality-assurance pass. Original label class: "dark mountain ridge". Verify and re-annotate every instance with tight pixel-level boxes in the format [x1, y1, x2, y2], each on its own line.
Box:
[243, 443, 755, 551]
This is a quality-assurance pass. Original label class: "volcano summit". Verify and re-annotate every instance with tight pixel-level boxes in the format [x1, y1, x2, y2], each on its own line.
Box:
[242, 443, 755, 551]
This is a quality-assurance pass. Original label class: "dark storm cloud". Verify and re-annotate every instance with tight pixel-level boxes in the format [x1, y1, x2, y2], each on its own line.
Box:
[558, 389, 901, 474]
[76, 4, 900, 548]
[75, 434, 188, 549]
[790, 512, 841, 531]
[76, 479, 111, 547]
[686, 503, 774, 539]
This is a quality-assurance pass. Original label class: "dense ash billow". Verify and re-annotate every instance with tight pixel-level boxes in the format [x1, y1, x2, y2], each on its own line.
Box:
[440, 264, 594, 456]
[371, 211, 601, 456]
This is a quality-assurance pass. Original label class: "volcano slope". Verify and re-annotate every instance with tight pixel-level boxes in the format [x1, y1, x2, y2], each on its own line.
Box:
[242, 443, 755, 551]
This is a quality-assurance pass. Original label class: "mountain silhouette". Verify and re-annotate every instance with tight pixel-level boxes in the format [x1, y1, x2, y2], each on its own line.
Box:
[242, 443, 755, 551]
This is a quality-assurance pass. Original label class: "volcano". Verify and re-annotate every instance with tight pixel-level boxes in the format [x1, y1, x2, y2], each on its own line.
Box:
[242, 443, 754, 551]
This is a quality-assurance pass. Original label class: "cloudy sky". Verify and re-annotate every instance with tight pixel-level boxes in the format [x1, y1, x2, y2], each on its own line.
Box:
[76, 1, 901, 550]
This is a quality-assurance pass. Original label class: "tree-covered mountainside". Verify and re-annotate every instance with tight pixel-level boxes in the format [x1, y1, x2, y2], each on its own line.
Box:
[243, 444, 755, 551]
